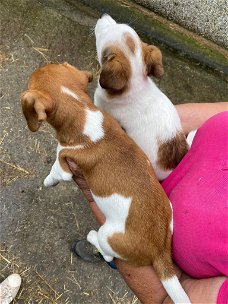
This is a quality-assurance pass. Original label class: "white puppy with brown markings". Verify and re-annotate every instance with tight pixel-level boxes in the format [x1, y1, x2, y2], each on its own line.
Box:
[94, 15, 190, 181]
[21, 63, 190, 303]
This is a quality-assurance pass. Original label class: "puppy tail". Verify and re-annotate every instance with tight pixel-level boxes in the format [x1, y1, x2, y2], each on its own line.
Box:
[161, 275, 191, 304]
[153, 257, 191, 304]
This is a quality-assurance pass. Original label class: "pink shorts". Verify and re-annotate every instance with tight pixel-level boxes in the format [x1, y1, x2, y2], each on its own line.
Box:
[162, 112, 228, 303]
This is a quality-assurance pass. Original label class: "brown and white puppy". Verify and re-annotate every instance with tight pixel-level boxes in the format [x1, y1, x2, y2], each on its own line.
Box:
[94, 15, 191, 181]
[21, 63, 191, 303]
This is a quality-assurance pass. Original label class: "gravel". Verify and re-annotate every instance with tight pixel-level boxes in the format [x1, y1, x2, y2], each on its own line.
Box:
[133, 0, 228, 48]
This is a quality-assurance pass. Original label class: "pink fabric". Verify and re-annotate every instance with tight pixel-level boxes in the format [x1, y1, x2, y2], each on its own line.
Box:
[162, 112, 228, 280]
[217, 279, 228, 304]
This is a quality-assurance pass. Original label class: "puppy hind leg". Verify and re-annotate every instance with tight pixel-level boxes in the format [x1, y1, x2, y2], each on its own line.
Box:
[153, 256, 191, 304]
[87, 230, 113, 262]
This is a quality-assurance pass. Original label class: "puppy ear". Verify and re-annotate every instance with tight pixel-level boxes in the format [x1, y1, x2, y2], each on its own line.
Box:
[99, 47, 130, 92]
[21, 90, 52, 132]
[142, 43, 164, 78]
[82, 70, 93, 83]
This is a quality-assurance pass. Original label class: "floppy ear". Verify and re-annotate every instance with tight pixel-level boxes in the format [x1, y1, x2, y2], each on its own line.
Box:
[142, 43, 164, 78]
[21, 90, 52, 132]
[99, 48, 130, 92]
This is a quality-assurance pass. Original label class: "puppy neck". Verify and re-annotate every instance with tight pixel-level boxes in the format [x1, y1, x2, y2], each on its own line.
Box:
[51, 95, 105, 148]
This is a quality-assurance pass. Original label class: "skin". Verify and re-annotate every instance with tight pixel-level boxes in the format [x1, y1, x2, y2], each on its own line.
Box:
[67, 102, 228, 304]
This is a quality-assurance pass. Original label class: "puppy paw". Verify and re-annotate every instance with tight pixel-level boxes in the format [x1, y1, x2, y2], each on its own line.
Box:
[103, 255, 114, 262]
[43, 175, 59, 187]
[87, 230, 98, 244]
[87, 231, 113, 262]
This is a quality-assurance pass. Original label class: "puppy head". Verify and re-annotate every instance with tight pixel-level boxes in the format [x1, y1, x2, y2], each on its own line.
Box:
[21, 63, 93, 131]
[99, 46, 131, 95]
[95, 15, 164, 95]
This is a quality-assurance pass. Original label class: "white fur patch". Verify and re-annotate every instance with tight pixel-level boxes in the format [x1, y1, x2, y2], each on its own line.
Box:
[95, 84, 182, 181]
[187, 129, 197, 147]
[87, 192, 132, 260]
[61, 85, 80, 101]
[83, 109, 104, 142]
[161, 276, 191, 303]
[61, 144, 85, 150]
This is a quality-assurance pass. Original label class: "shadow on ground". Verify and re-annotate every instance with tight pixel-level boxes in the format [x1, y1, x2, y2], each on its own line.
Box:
[0, 0, 227, 303]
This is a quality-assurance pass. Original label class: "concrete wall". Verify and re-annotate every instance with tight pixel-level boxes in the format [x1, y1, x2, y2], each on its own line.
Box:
[133, 0, 228, 48]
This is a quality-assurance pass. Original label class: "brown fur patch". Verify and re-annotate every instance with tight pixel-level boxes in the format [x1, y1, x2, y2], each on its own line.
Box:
[22, 63, 177, 281]
[141, 42, 164, 78]
[99, 45, 131, 97]
[123, 33, 135, 54]
[157, 132, 189, 170]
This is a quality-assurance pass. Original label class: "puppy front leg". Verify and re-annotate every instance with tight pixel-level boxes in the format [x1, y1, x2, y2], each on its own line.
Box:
[44, 158, 72, 187]
[44, 147, 73, 187]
